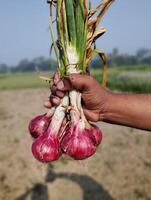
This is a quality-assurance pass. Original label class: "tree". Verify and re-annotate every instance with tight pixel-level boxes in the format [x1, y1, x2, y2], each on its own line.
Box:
[0, 64, 8, 73]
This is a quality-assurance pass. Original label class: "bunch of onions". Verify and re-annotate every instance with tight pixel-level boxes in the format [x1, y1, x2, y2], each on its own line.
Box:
[29, 0, 114, 163]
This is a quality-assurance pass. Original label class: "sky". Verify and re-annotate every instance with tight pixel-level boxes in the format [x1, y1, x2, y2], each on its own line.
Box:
[0, 0, 151, 66]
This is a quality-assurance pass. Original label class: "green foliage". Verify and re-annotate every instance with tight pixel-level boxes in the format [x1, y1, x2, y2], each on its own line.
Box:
[56, 0, 88, 73]
[108, 48, 151, 66]
[93, 66, 151, 93]
[9, 57, 57, 73]
[107, 75, 151, 93]
[0, 66, 151, 92]
[1, 48, 151, 74]
[0, 73, 48, 90]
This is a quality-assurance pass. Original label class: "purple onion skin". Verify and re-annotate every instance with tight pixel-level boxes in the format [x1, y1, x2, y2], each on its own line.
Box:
[32, 130, 61, 163]
[61, 123, 96, 160]
[90, 124, 103, 146]
[28, 114, 52, 139]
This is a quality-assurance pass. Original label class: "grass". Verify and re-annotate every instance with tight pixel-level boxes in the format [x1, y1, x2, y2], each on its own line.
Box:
[93, 65, 151, 93]
[0, 72, 50, 90]
[0, 65, 151, 92]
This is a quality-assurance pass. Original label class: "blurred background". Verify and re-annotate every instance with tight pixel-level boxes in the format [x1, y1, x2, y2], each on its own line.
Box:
[0, 1, 151, 200]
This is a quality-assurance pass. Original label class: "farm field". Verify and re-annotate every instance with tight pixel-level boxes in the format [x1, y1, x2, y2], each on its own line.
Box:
[0, 66, 151, 200]
[0, 72, 48, 90]
[0, 65, 151, 92]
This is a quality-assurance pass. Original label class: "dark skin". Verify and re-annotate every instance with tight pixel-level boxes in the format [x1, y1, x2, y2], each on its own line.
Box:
[44, 74, 151, 131]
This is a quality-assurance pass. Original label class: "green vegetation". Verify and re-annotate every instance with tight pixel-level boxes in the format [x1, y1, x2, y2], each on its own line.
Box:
[94, 65, 151, 93]
[0, 72, 50, 90]
[0, 65, 151, 92]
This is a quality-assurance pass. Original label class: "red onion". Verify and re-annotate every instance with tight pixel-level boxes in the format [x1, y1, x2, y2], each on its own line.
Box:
[28, 114, 52, 138]
[32, 128, 61, 163]
[32, 96, 69, 163]
[28, 108, 55, 138]
[61, 121, 96, 160]
[90, 124, 103, 146]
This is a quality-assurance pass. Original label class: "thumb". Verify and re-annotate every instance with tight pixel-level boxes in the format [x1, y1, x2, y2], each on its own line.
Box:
[83, 108, 100, 122]
[60, 74, 90, 91]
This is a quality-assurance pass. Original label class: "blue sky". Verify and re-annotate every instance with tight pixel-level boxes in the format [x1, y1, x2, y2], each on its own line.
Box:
[0, 0, 151, 65]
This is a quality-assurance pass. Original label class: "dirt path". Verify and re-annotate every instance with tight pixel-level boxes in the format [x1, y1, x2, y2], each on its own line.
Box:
[0, 89, 151, 200]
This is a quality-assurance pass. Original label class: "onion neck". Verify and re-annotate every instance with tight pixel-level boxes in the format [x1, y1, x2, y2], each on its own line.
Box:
[67, 66, 90, 128]
[46, 107, 56, 117]
[49, 95, 69, 136]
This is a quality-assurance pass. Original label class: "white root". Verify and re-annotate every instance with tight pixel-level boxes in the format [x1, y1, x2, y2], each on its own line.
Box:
[50, 95, 69, 135]
[46, 107, 56, 117]
[69, 90, 80, 122]
[67, 66, 88, 125]
[67, 65, 82, 123]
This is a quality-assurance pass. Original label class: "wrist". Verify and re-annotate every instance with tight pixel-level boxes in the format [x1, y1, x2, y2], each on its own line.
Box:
[100, 91, 129, 125]
[99, 90, 115, 121]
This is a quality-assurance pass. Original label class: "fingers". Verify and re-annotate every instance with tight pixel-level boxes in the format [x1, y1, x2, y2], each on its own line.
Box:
[56, 79, 72, 91]
[45, 72, 64, 109]
[44, 99, 100, 122]
[45, 73, 95, 109]
[44, 96, 61, 108]
[53, 73, 94, 93]
[57, 74, 93, 92]
[44, 100, 52, 108]
[53, 71, 60, 85]
[44, 97, 61, 108]
[55, 90, 64, 98]
[68, 74, 91, 91]
[51, 85, 57, 94]
[83, 108, 99, 122]
[51, 85, 64, 98]
[50, 96, 61, 106]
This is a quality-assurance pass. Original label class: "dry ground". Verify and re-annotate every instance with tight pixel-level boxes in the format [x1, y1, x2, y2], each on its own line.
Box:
[0, 89, 151, 200]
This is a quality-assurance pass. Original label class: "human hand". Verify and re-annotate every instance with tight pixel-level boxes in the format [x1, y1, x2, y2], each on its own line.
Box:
[44, 73, 109, 122]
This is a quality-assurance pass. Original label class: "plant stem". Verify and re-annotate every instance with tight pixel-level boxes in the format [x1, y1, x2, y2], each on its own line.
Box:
[46, 107, 56, 117]
[49, 4, 61, 68]
[64, 0, 76, 47]
[50, 95, 69, 135]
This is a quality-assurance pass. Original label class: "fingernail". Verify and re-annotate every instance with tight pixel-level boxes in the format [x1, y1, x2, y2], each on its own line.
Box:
[52, 97, 60, 106]
[57, 81, 64, 90]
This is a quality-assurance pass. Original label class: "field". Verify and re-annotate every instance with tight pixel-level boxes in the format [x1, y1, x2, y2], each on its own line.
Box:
[0, 65, 151, 92]
[0, 66, 151, 200]
[0, 72, 47, 90]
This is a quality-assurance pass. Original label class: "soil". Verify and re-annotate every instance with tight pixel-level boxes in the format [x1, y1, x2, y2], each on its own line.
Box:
[0, 89, 151, 200]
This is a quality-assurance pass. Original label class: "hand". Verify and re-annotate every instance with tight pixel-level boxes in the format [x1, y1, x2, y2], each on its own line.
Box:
[44, 73, 109, 122]
[44, 73, 151, 130]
